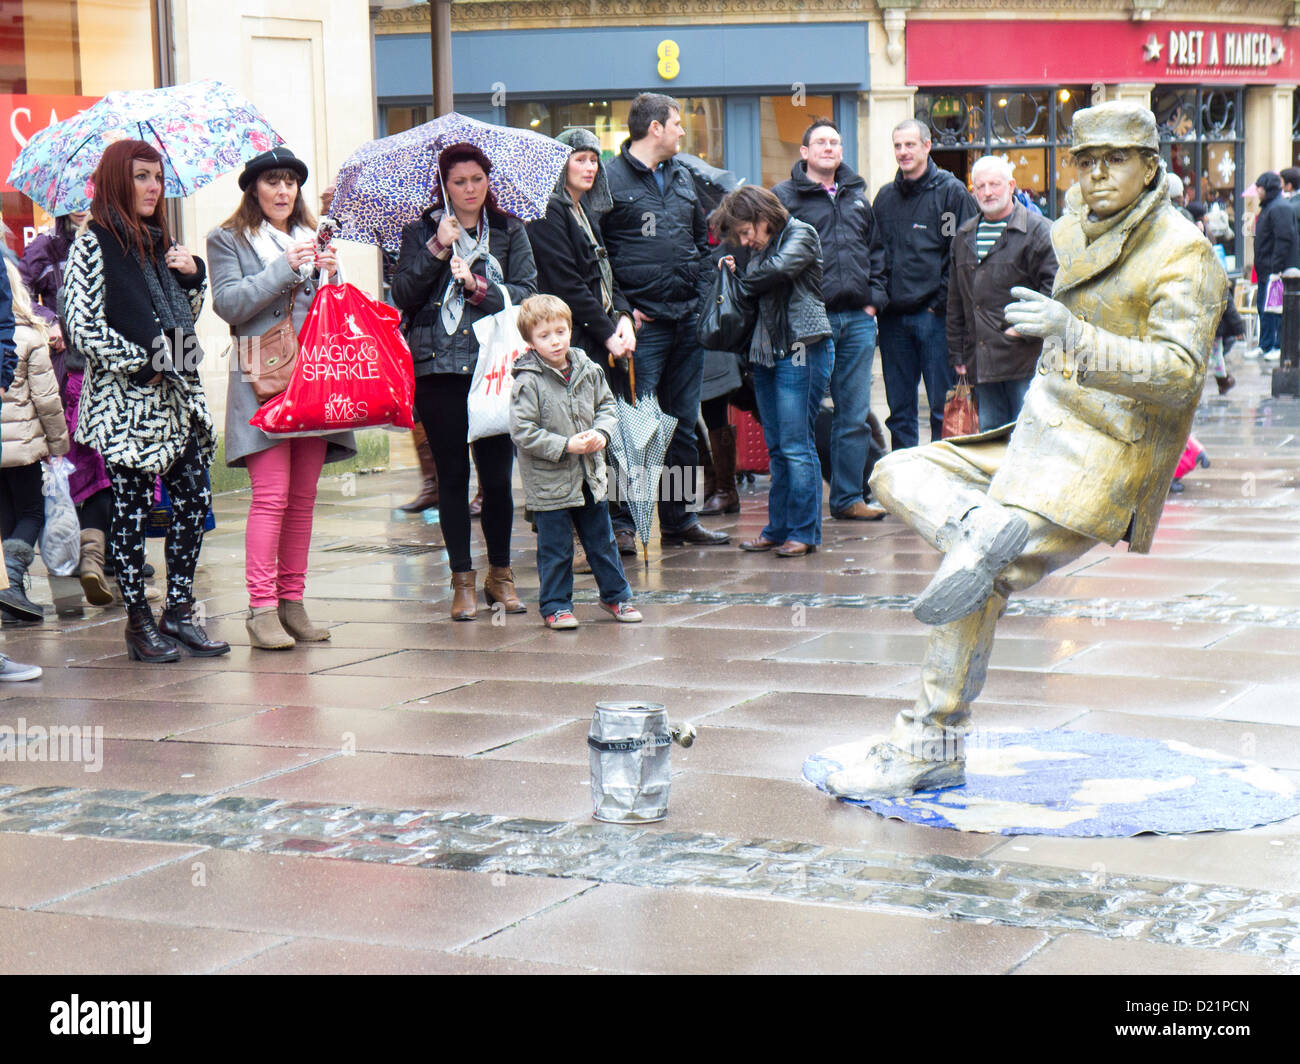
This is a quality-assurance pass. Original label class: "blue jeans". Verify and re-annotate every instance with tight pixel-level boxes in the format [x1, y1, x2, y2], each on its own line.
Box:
[750, 338, 834, 545]
[878, 308, 954, 450]
[825, 308, 878, 513]
[974, 377, 1034, 432]
[1258, 280, 1280, 351]
[608, 316, 703, 537]
[534, 488, 631, 617]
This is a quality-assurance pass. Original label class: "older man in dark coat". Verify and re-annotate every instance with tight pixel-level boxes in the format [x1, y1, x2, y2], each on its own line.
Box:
[947, 154, 1058, 431]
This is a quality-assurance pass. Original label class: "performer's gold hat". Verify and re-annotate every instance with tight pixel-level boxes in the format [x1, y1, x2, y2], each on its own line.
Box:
[1070, 101, 1159, 153]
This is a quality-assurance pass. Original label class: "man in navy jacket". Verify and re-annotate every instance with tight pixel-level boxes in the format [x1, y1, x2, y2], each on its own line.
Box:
[774, 118, 889, 521]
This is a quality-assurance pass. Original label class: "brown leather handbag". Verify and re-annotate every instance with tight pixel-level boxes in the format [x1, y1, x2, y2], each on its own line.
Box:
[245, 287, 300, 401]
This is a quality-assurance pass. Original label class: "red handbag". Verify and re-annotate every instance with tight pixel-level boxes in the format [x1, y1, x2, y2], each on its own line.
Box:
[250, 282, 415, 434]
[941, 372, 980, 438]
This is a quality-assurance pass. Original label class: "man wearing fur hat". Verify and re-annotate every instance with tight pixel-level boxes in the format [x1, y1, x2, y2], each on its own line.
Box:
[825, 101, 1228, 800]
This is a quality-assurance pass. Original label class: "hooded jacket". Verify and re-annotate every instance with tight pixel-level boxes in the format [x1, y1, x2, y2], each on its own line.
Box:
[1253, 175, 1299, 279]
[509, 346, 618, 511]
[772, 160, 889, 313]
[527, 129, 632, 380]
[872, 159, 977, 315]
[601, 140, 711, 321]
[1, 321, 70, 467]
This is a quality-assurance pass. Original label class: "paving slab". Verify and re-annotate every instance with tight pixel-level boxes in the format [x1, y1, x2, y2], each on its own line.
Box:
[0, 908, 285, 975]
[47, 848, 595, 951]
[1012, 933, 1299, 975]
[465, 882, 1047, 974]
[0, 834, 204, 909]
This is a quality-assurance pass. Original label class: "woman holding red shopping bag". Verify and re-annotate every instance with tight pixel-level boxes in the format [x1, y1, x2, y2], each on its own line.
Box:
[207, 148, 357, 650]
[392, 143, 537, 621]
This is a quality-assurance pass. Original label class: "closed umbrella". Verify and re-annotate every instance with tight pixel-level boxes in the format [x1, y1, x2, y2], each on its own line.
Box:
[7, 79, 282, 213]
[606, 386, 678, 571]
[330, 112, 571, 253]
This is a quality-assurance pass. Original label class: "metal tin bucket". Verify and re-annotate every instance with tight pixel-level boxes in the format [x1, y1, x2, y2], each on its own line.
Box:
[588, 702, 695, 823]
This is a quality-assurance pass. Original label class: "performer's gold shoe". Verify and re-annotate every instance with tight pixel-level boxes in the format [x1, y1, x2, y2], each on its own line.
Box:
[824, 742, 965, 800]
[912, 505, 1029, 626]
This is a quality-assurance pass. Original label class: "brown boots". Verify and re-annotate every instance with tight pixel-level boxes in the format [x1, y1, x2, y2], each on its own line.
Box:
[700, 425, 740, 515]
[450, 570, 477, 621]
[399, 423, 439, 513]
[452, 567, 527, 620]
[484, 566, 527, 614]
[79, 529, 114, 606]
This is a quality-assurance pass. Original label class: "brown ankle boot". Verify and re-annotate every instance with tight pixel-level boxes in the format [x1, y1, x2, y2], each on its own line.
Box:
[399, 423, 439, 512]
[78, 528, 114, 606]
[450, 570, 478, 621]
[483, 565, 527, 614]
[700, 425, 740, 515]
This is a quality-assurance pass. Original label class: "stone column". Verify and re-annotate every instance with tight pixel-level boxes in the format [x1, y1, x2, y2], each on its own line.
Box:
[1245, 84, 1295, 187]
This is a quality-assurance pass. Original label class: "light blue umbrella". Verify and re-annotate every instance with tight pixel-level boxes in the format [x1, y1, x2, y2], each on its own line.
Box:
[330, 112, 572, 253]
[6, 79, 283, 214]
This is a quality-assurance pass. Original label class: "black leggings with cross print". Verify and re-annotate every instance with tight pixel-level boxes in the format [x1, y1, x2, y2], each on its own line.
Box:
[107, 435, 212, 610]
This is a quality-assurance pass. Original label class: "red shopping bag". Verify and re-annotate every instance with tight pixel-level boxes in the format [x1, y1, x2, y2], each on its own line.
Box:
[941, 372, 979, 438]
[250, 283, 415, 434]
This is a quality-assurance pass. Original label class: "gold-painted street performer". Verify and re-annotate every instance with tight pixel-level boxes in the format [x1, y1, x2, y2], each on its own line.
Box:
[825, 101, 1228, 801]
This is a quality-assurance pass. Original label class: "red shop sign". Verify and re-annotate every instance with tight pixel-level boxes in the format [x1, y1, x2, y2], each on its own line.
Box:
[906, 20, 1300, 85]
[0, 94, 101, 196]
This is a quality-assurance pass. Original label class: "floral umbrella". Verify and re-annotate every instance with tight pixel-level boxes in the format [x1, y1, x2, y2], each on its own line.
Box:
[330, 112, 572, 254]
[6, 79, 283, 214]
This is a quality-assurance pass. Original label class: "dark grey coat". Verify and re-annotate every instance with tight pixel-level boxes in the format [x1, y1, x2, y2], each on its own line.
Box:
[206, 226, 357, 468]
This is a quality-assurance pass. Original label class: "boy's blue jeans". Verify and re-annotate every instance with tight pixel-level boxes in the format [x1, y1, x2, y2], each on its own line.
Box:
[534, 485, 631, 618]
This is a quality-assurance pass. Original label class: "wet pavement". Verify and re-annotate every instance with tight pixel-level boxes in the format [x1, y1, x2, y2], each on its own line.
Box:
[1, 354, 1299, 974]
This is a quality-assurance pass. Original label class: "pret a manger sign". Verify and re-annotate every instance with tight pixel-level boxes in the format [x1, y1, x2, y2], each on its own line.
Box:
[1150, 28, 1284, 72]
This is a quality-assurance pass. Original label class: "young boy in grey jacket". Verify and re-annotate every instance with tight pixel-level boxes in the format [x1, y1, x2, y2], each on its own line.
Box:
[509, 295, 641, 629]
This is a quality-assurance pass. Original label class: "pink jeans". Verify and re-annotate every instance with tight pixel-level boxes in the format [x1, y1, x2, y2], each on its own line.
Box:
[244, 438, 328, 608]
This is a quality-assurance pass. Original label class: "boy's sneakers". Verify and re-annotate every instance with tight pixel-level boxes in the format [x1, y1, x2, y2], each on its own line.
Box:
[599, 602, 643, 623]
[544, 609, 579, 630]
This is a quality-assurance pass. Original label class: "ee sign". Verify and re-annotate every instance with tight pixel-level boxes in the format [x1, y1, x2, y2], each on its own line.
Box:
[657, 39, 680, 80]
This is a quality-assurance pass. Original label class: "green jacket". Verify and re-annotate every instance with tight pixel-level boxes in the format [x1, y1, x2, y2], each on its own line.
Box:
[509, 346, 618, 511]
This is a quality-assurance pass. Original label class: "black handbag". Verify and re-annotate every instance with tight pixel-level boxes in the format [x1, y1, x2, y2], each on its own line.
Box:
[697, 265, 756, 353]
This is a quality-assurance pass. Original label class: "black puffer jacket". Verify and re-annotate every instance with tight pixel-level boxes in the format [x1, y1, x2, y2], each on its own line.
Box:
[734, 216, 831, 366]
[772, 161, 889, 313]
[391, 206, 537, 377]
[1254, 185, 1299, 279]
[872, 159, 977, 315]
[601, 141, 711, 321]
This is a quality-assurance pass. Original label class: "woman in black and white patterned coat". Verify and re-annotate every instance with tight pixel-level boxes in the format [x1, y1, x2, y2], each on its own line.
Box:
[62, 139, 228, 663]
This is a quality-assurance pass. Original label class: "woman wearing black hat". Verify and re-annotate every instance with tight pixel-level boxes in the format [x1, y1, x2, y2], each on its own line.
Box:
[392, 143, 537, 621]
[206, 147, 356, 650]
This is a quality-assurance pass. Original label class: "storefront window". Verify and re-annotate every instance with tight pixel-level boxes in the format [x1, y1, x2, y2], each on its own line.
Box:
[758, 93, 833, 187]
[0, 0, 159, 253]
[1155, 87, 1242, 267]
[504, 97, 725, 165]
[915, 86, 1086, 218]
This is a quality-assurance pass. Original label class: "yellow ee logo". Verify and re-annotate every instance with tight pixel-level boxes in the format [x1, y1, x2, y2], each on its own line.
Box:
[657, 39, 680, 80]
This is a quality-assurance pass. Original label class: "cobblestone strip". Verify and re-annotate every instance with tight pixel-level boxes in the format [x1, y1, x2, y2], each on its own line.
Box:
[1, 783, 1296, 960]
[572, 588, 1300, 629]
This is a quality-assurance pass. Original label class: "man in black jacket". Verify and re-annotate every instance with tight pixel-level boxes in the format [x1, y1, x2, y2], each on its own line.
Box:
[873, 119, 977, 449]
[773, 118, 889, 521]
[601, 92, 728, 548]
[1252, 170, 1298, 358]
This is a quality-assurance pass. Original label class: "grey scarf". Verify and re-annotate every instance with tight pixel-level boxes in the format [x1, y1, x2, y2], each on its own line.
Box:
[439, 209, 503, 334]
[110, 210, 196, 340]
